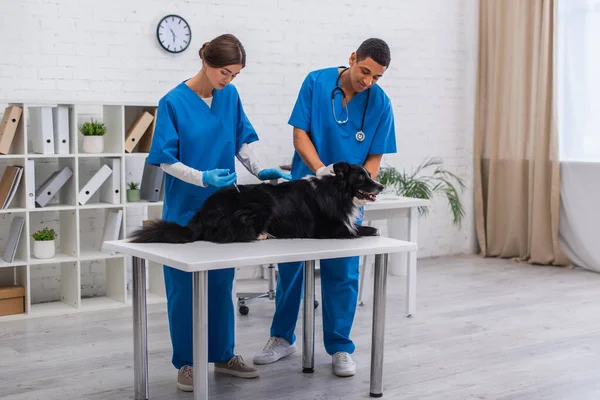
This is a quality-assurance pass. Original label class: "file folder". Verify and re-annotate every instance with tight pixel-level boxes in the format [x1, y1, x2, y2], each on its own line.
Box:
[1, 216, 25, 263]
[100, 209, 123, 254]
[2, 166, 23, 209]
[35, 166, 73, 207]
[137, 107, 157, 153]
[78, 164, 112, 205]
[0, 105, 22, 155]
[52, 106, 70, 154]
[25, 159, 35, 209]
[140, 161, 164, 202]
[0, 166, 20, 208]
[28, 106, 55, 154]
[125, 111, 154, 153]
[99, 157, 121, 204]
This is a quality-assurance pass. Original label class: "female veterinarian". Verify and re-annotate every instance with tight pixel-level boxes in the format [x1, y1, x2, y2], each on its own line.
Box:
[147, 33, 291, 392]
[253, 38, 397, 377]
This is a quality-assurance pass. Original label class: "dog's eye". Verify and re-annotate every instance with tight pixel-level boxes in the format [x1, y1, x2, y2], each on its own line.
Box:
[359, 175, 365, 180]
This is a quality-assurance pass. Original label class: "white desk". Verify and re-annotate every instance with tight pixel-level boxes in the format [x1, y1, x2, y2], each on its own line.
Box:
[104, 236, 417, 400]
[362, 195, 429, 316]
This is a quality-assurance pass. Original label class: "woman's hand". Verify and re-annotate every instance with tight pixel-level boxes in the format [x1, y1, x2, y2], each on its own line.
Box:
[257, 169, 293, 181]
[202, 169, 237, 187]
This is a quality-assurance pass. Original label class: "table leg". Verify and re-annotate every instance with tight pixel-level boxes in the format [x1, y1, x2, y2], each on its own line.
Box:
[268, 264, 276, 300]
[370, 253, 388, 398]
[193, 271, 209, 400]
[302, 260, 316, 373]
[406, 207, 418, 317]
[132, 256, 149, 400]
[358, 221, 371, 306]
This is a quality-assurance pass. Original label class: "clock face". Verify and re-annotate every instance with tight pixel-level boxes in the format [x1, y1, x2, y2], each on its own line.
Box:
[157, 14, 191, 54]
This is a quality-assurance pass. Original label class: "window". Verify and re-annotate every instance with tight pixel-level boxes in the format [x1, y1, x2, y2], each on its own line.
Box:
[557, 0, 600, 161]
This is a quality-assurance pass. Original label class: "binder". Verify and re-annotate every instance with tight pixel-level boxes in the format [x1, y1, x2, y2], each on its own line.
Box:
[35, 166, 73, 207]
[78, 164, 112, 205]
[125, 111, 154, 153]
[2, 166, 23, 209]
[100, 209, 123, 254]
[28, 106, 55, 154]
[140, 160, 164, 202]
[52, 106, 70, 154]
[0, 166, 21, 209]
[137, 107, 157, 153]
[0, 105, 23, 155]
[99, 157, 121, 204]
[1, 216, 25, 263]
[25, 159, 35, 208]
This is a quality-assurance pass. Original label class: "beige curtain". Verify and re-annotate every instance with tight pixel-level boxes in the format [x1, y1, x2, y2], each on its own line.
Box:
[474, 0, 569, 265]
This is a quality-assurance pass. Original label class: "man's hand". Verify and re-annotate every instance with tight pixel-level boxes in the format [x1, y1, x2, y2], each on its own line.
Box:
[315, 164, 335, 179]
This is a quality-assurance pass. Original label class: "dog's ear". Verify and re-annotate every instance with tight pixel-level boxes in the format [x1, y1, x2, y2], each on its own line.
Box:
[333, 162, 350, 177]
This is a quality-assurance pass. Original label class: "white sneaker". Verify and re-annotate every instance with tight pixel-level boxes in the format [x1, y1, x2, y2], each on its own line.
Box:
[332, 352, 356, 377]
[253, 336, 297, 365]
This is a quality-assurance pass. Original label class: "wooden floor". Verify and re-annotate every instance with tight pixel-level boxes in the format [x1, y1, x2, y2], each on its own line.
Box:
[1, 255, 600, 400]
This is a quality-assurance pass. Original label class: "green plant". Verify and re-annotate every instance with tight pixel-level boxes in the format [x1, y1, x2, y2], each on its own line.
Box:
[79, 119, 107, 136]
[32, 227, 57, 241]
[128, 182, 140, 190]
[378, 157, 466, 227]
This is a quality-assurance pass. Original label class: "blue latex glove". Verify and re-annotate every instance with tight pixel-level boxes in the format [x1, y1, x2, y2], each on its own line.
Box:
[202, 169, 237, 188]
[257, 168, 292, 181]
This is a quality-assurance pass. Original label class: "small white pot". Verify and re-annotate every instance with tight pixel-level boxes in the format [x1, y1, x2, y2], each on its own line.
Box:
[82, 135, 104, 153]
[33, 240, 56, 259]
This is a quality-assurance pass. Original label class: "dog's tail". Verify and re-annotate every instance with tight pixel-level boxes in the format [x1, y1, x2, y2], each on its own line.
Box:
[129, 219, 194, 244]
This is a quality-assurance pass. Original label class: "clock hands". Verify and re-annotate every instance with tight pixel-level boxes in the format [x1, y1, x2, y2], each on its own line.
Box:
[170, 28, 176, 44]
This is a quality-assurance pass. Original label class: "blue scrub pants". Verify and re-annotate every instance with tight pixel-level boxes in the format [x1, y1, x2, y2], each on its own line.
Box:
[270, 210, 363, 355]
[163, 266, 235, 369]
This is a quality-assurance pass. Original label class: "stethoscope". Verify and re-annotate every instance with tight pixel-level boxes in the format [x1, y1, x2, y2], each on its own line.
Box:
[331, 67, 371, 142]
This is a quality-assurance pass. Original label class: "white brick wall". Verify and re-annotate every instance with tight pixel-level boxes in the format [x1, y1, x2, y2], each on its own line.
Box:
[1, 0, 479, 298]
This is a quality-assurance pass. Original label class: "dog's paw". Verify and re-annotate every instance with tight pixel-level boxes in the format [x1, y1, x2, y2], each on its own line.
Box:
[256, 232, 275, 240]
[357, 226, 379, 237]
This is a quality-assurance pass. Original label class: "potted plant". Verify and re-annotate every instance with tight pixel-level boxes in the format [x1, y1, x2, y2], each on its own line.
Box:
[32, 227, 57, 259]
[79, 119, 107, 153]
[377, 157, 466, 276]
[127, 181, 140, 202]
[378, 157, 466, 226]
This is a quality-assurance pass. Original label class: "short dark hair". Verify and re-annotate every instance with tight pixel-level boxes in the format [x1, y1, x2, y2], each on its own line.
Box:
[356, 38, 391, 68]
[199, 34, 246, 68]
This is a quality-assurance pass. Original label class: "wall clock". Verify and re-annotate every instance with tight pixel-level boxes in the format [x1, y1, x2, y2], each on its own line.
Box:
[156, 14, 192, 54]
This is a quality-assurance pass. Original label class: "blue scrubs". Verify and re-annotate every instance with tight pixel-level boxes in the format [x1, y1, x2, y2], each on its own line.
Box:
[147, 82, 258, 368]
[271, 67, 397, 355]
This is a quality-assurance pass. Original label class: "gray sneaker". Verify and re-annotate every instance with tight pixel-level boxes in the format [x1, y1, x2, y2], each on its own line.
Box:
[332, 352, 356, 377]
[214, 355, 259, 379]
[177, 365, 193, 392]
[253, 336, 297, 365]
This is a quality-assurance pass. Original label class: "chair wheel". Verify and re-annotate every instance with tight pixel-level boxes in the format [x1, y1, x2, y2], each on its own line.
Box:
[314, 300, 319, 309]
[239, 305, 249, 315]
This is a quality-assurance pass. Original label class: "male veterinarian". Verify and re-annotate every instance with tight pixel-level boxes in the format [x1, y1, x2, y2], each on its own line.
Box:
[254, 38, 397, 376]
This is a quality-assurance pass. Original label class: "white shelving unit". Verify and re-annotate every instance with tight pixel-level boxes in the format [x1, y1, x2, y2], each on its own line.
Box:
[0, 101, 167, 321]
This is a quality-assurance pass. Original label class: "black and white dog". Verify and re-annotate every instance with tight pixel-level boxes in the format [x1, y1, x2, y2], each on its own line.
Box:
[129, 162, 384, 244]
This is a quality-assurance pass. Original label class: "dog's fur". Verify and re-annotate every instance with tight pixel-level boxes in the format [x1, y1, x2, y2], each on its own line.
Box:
[129, 162, 384, 244]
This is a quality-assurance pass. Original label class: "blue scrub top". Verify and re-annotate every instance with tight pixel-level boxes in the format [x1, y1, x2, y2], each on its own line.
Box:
[147, 82, 259, 226]
[288, 67, 397, 179]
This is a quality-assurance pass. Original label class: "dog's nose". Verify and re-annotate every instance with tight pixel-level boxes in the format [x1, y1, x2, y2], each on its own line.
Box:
[374, 182, 384, 194]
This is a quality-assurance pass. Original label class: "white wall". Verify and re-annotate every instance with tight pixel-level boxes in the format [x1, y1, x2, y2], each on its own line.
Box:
[0, 0, 479, 298]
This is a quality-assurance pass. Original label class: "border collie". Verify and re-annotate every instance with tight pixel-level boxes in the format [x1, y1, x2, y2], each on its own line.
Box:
[129, 162, 384, 244]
